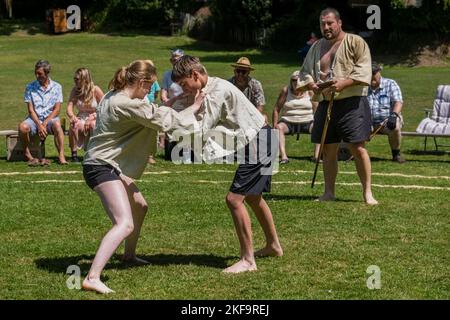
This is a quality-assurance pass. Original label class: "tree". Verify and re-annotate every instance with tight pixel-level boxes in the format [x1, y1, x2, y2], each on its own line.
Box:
[4, 0, 12, 18]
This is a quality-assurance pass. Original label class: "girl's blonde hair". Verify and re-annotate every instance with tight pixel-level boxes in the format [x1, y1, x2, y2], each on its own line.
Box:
[109, 60, 157, 91]
[73, 67, 95, 104]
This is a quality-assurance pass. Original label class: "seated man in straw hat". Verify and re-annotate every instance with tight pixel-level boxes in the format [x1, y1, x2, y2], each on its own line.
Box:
[228, 57, 266, 114]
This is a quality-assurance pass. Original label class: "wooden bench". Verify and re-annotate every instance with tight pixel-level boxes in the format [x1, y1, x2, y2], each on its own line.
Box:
[0, 119, 76, 161]
[0, 130, 46, 161]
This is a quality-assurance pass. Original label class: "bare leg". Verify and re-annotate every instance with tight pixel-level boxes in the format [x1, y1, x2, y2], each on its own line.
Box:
[120, 174, 149, 265]
[158, 133, 165, 149]
[348, 142, 378, 205]
[82, 180, 135, 294]
[277, 123, 289, 161]
[223, 192, 257, 273]
[388, 117, 403, 151]
[18, 122, 33, 161]
[245, 195, 283, 257]
[52, 121, 67, 164]
[317, 143, 339, 201]
[387, 128, 401, 151]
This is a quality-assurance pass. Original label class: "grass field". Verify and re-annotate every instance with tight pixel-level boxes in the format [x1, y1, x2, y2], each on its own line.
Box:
[0, 29, 449, 300]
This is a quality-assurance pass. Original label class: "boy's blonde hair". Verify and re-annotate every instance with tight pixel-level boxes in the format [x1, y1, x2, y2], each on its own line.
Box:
[171, 55, 207, 82]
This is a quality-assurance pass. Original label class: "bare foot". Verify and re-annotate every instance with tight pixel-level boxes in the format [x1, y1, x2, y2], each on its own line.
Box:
[40, 158, 51, 166]
[254, 245, 283, 258]
[315, 194, 336, 202]
[82, 277, 114, 294]
[24, 153, 34, 162]
[58, 156, 68, 165]
[122, 256, 150, 266]
[364, 194, 379, 206]
[223, 259, 257, 274]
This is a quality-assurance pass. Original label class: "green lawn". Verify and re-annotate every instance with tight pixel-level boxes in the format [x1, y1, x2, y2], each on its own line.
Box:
[0, 30, 449, 300]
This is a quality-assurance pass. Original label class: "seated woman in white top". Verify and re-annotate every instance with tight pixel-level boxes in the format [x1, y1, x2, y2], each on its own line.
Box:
[66, 68, 104, 162]
[272, 70, 319, 164]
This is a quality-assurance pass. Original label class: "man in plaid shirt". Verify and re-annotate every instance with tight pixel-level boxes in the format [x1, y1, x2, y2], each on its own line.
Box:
[368, 62, 406, 163]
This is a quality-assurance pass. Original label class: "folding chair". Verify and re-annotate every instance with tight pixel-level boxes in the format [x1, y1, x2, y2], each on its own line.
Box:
[416, 85, 450, 151]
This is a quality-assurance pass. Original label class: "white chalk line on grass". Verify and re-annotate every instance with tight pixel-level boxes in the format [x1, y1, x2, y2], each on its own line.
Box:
[1, 169, 449, 181]
[0, 171, 79, 176]
[11, 180, 85, 183]
[8, 179, 450, 191]
[192, 180, 450, 191]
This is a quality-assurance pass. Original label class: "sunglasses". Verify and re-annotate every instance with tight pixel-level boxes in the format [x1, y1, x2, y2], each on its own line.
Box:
[235, 69, 249, 75]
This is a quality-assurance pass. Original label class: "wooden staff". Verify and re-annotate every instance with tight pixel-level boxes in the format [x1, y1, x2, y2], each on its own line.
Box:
[311, 91, 335, 188]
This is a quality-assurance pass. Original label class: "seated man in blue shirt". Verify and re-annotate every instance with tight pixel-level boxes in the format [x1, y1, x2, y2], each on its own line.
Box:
[18, 60, 67, 165]
[368, 62, 406, 163]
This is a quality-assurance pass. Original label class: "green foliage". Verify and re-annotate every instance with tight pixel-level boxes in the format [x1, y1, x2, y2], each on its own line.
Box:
[265, 0, 320, 50]
[85, 0, 204, 32]
[207, 0, 450, 49]
[86, 0, 163, 31]
[241, 0, 272, 27]
[389, 0, 450, 36]
[207, 0, 272, 45]
[211, 0, 271, 28]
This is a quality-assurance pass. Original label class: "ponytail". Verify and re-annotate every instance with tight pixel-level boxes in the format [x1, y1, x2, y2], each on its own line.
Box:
[109, 66, 127, 91]
[108, 60, 157, 91]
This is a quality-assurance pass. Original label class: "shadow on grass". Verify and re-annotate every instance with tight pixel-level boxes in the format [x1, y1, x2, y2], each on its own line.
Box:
[405, 150, 449, 156]
[156, 41, 299, 68]
[0, 20, 47, 36]
[266, 194, 316, 201]
[370, 155, 449, 163]
[283, 156, 314, 162]
[265, 194, 359, 203]
[35, 253, 232, 274]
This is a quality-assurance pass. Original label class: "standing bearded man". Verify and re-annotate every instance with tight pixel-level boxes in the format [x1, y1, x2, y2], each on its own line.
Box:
[300, 7, 378, 205]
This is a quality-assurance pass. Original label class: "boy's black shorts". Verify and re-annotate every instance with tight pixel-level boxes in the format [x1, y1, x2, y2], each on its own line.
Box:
[229, 125, 276, 195]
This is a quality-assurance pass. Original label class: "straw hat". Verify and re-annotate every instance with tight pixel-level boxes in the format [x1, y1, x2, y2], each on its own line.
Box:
[296, 78, 313, 89]
[290, 70, 300, 79]
[231, 57, 255, 71]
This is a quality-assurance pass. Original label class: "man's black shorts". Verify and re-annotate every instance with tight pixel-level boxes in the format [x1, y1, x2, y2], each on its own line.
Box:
[83, 164, 121, 190]
[311, 96, 371, 144]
